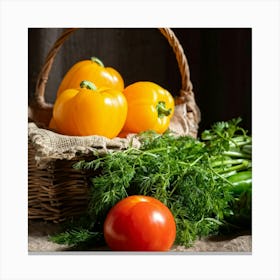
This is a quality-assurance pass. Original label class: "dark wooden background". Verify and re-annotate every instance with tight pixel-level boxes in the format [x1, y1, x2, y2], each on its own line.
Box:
[28, 28, 252, 134]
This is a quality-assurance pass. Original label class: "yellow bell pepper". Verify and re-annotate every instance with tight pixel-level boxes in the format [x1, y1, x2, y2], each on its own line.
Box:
[52, 80, 127, 138]
[56, 57, 124, 97]
[121, 81, 174, 134]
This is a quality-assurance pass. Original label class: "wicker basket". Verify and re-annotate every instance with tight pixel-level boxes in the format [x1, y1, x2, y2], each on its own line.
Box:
[28, 28, 201, 223]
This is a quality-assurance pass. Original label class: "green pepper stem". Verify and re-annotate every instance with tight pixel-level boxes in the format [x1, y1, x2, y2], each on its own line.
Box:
[157, 101, 172, 118]
[91, 57, 104, 67]
[80, 80, 97, 91]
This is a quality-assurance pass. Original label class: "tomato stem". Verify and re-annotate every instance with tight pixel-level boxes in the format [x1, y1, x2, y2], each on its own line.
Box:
[156, 101, 171, 118]
[80, 80, 97, 91]
[91, 57, 104, 67]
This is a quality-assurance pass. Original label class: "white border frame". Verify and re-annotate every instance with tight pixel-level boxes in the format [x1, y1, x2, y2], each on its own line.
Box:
[1, 0, 280, 279]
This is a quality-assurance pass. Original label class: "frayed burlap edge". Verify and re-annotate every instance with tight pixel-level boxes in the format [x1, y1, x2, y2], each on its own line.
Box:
[28, 122, 141, 168]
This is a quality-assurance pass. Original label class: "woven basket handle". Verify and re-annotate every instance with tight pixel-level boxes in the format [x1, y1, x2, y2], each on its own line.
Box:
[33, 28, 200, 125]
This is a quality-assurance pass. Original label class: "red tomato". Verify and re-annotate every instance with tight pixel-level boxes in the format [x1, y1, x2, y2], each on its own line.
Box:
[103, 195, 176, 251]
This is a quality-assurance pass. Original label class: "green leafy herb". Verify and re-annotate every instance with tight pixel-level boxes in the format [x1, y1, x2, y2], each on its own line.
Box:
[50, 118, 252, 248]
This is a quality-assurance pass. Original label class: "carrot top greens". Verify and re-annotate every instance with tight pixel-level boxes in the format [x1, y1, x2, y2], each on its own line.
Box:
[50, 118, 252, 248]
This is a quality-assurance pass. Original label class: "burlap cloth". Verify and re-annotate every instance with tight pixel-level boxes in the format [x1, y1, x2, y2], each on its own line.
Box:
[28, 101, 196, 168]
[28, 122, 142, 168]
[28, 220, 251, 253]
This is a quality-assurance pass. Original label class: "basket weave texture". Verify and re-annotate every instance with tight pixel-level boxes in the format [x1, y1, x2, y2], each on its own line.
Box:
[28, 28, 201, 222]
